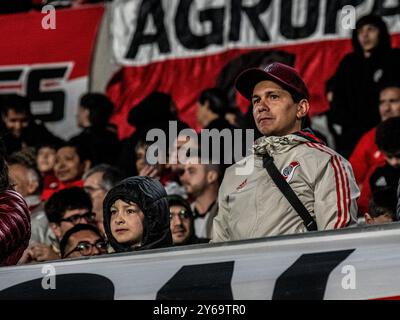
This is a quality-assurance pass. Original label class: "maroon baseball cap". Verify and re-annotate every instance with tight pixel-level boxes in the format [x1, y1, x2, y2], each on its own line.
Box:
[235, 62, 310, 101]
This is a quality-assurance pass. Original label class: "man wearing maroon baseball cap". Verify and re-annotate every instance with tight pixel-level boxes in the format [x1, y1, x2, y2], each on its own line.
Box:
[212, 62, 359, 242]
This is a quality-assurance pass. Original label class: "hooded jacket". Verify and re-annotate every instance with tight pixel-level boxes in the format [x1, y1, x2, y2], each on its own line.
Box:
[330, 15, 400, 157]
[103, 176, 172, 252]
[0, 189, 31, 266]
[212, 131, 359, 242]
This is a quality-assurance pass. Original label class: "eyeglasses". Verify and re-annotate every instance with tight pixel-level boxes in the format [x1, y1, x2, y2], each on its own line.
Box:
[169, 209, 191, 220]
[60, 212, 96, 225]
[64, 240, 108, 258]
[84, 186, 106, 194]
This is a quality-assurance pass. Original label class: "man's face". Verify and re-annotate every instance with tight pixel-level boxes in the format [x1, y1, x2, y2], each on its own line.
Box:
[37, 147, 57, 174]
[379, 87, 400, 121]
[383, 152, 400, 169]
[8, 164, 30, 198]
[52, 208, 95, 241]
[54, 146, 85, 182]
[252, 80, 301, 137]
[84, 171, 107, 235]
[110, 200, 145, 246]
[179, 162, 208, 198]
[63, 230, 107, 259]
[357, 24, 380, 53]
[170, 204, 191, 245]
[2, 109, 29, 138]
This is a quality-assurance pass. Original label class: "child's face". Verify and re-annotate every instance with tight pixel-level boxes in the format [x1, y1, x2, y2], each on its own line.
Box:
[37, 147, 56, 174]
[110, 199, 145, 247]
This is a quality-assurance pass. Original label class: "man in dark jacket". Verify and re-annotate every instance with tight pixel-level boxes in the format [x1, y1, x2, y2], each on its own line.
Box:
[330, 14, 400, 158]
[0, 95, 63, 155]
[103, 176, 172, 252]
[167, 195, 208, 246]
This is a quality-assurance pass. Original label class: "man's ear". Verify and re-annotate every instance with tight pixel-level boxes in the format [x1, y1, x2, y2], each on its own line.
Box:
[364, 213, 374, 225]
[296, 99, 310, 120]
[27, 180, 39, 195]
[82, 160, 91, 173]
[207, 170, 218, 184]
[49, 222, 62, 241]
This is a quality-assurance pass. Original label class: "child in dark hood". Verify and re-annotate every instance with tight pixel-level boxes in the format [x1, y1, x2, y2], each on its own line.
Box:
[103, 176, 172, 252]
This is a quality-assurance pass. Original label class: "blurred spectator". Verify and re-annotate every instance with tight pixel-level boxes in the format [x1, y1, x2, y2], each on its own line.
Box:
[358, 117, 400, 215]
[365, 188, 397, 225]
[22, 187, 95, 263]
[197, 88, 239, 173]
[8, 153, 54, 246]
[0, 95, 63, 155]
[41, 141, 91, 201]
[330, 15, 400, 158]
[36, 142, 60, 192]
[83, 164, 123, 236]
[60, 224, 108, 259]
[179, 155, 220, 240]
[167, 195, 208, 246]
[0, 139, 30, 266]
[117, 92, 188, 177]
[350, 83, 400, 187]
[103, 176, 172, 252]
[70, 93, 120, 166]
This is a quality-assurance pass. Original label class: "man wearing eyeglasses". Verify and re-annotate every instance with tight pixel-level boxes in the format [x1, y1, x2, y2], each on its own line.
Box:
[167, 195, 208, 246]
[24, 187, 96, 262]
[60, 224, 108, 259]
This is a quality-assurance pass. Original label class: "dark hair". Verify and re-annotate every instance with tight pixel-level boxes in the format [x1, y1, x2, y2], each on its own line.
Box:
[60, 140, 92, 163]
[45, 187, 92, 223]
[198, 88, 230, 117]
[368, 187, 397, 220]
[166, 195, 193, 219]
[352, 14, 391, 56]
[60, 224, 104, 258]
[83, 164, 123, 192]
[0, 94, 31, 117]
[80, 93, 114, 128]
[378, 81, 400, 94]
[375, 117, 400, 154]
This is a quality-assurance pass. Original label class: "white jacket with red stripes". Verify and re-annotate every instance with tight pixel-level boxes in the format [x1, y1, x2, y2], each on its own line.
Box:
[212, 131, 360, 242]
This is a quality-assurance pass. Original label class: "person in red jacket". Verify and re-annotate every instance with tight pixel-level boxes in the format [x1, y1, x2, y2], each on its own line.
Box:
[41, 141, 92, 201]
[350, 84, 400, 188]
[0, 140, 31, 266]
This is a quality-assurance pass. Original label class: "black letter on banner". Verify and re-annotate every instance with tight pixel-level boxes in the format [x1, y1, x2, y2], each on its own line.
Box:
[324, 0, 364, 34]
[0, 70, 23, 83]
[156, 261, 234, 300]
[125, 0, 171, 59]
[372, 0, 400, 17]
[0, 274, 115, 300]
[27, 67, 67, 122]
[175, 0, 224, 50]
[280, 0, 320, 39]
[272, 249, 355, 300]
[229, 0, 271, 42]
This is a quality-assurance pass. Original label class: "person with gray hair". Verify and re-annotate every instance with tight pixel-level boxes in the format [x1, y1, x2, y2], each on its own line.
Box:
[83, 164, 123, 236]
[7, 152, 54, 247]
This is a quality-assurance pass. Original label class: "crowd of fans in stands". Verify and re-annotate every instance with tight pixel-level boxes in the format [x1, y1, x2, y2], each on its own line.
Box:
[0, 13, 399, 267]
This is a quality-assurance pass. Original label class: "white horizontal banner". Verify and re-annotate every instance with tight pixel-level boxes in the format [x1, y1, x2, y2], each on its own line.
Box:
[1, 223, 400, 300]
[112, 0, 400, 66]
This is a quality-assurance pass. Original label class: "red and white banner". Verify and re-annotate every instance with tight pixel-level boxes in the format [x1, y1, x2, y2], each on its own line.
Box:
[108, 0, 400, 140]
[0, 5, 104, 139]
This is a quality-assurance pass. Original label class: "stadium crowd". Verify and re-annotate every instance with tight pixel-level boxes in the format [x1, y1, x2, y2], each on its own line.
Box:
[0, 13, 399, 266]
